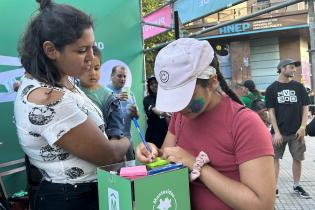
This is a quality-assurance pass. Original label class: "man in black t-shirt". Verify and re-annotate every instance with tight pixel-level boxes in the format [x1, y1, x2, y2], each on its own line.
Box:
[265, 58, 310, 199]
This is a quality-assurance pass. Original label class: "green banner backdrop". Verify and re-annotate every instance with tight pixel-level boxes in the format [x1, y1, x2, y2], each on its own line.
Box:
[0, 0, 144, 196]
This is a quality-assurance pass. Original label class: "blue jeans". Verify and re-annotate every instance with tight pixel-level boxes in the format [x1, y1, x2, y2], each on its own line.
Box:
[34, 180, 98, 210]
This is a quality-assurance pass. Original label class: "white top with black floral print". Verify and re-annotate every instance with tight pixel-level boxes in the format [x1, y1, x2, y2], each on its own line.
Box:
[14, 76, 106, 184]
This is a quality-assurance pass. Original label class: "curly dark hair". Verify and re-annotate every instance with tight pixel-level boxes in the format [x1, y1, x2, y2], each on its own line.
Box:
[18, 0, 94, 87]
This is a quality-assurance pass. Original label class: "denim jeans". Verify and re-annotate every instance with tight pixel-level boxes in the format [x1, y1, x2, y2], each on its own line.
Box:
[34, 180, 98, 210]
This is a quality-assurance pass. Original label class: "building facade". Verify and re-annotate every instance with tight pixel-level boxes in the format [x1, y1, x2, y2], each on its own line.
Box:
[184, 0, 311, 90]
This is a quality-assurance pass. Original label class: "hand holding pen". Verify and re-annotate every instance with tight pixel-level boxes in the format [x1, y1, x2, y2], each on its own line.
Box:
[135, 141, 159, 163]
[131, 117, 158, 162]
[129, 92, 158, 161]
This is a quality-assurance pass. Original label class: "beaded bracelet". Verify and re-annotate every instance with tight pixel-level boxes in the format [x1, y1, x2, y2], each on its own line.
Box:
[189, 151, 210, 182]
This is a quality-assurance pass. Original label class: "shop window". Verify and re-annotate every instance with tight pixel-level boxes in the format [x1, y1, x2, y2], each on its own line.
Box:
[257, 0, 270, 10]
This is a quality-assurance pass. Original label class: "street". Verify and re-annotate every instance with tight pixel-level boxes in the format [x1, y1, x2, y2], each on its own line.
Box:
[276, 135, 315, 209]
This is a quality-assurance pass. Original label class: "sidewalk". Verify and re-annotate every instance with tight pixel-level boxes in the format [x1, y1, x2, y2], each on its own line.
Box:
[276, 136, 315, 210]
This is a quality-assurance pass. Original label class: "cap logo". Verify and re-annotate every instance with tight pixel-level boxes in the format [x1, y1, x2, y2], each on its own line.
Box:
[159, 71, 169, 83]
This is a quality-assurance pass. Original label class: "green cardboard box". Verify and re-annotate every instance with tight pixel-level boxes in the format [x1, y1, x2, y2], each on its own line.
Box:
[97, 160, 191, 210]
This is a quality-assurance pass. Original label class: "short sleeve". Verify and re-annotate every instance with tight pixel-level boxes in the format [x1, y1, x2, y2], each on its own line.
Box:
[42, 94, 88, 146]
[232, 109, 274, 164]
[168, 112, 179, 135]
[265, 85, 275, 109]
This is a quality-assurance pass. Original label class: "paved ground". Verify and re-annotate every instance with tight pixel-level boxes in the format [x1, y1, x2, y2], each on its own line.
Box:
[276, 135, 315, 210]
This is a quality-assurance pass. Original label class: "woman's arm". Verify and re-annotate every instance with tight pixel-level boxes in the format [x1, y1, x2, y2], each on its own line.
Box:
[56, 117, 130, 166]
[161, 147, 275, 210]
[161, 131, 176, 149]
[28, 87, 130, 166]
[199, 156, 275, 210]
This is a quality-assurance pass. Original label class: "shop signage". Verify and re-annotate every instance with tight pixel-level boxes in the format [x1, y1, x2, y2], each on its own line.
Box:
[193, 13, 308, 37]
[219, 22, 251, 34]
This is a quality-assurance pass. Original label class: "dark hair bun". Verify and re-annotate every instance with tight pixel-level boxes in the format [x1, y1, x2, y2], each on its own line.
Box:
[243, 80, 255, 90]
[36, 0, 52, 10]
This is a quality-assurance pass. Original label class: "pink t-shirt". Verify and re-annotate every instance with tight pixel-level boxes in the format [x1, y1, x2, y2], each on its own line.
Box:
[169, 95, 274, 210]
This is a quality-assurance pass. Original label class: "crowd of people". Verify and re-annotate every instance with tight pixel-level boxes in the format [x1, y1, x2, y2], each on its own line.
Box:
[8, 0, 314, 210]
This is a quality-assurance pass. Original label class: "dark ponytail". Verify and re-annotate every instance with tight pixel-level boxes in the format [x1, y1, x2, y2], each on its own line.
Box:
[36, 0, 52, 10]
[211, 55, 243, 105]
[243, 80, 261, 98]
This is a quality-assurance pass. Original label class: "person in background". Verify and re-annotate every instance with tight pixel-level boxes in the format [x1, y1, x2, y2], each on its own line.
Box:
[265, 58, 311, 198]
[78, 46, 126, 141]
[106, 65, 139, 160]
[232, 82, 246, 100]
[241, 79, 265, 109]
[306, 88, 315, 116]
[15, 1, 130, 209]
[306, 117, 315, 136]
[240, 80, 269, 126]
[143, 75, 171, 148]
[136, 38, 275, 210]
[306, 88, 315, 136]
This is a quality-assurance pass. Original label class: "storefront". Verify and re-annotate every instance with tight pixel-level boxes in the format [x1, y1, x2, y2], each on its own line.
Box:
[186, 10, 311, 90]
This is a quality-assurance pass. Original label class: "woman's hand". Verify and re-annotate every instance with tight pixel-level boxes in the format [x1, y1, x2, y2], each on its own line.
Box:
[135, 142, 159, 163]
[162, 146, 196, 170]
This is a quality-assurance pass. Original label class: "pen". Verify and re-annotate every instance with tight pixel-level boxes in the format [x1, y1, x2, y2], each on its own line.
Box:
[131, 117, 152, 154]
[129, 92, 153, 154]
[148, 163, 183, 175]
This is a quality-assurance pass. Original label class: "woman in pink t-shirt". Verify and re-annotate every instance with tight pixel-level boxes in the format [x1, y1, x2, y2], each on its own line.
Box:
[136, 38, 275, 210]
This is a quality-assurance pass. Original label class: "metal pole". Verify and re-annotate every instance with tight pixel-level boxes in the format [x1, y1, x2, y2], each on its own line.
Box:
[308, 0, 315, 92]
[189, 0, 303, 37]
[141, 21, 173, 30]
[174, 11, 180, 39]
[144, 41, 171, 53]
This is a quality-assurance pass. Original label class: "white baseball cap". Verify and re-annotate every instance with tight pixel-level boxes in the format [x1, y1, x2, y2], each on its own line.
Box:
[154, 38, 215, 112]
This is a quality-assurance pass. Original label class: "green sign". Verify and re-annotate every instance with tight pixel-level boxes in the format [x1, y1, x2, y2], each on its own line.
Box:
[0, 0, 144, 196]
[98, 163, 191, 210]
